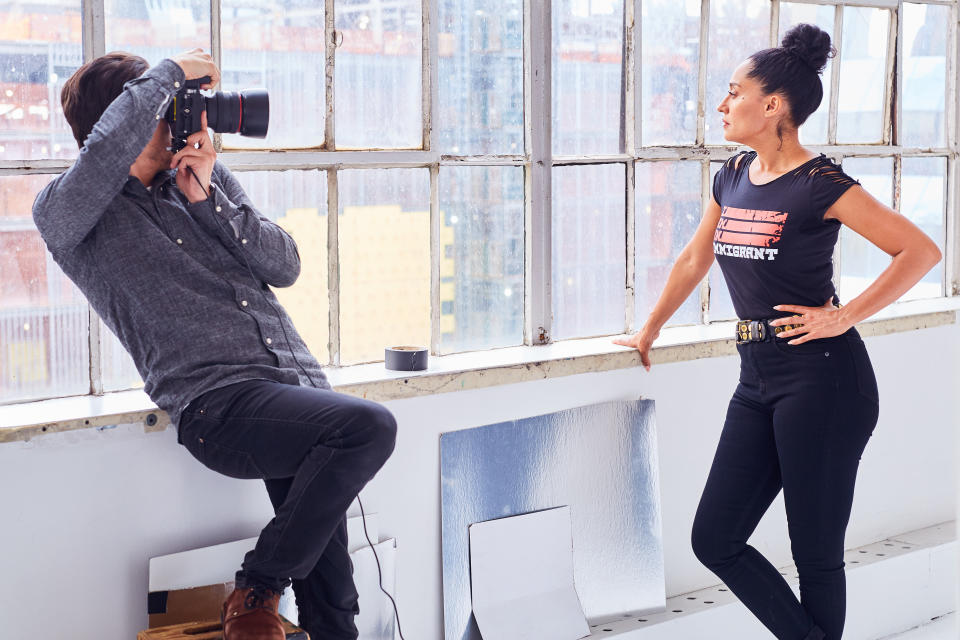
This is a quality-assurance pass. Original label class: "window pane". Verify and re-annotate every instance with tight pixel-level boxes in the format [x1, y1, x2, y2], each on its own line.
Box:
[778, 3, 834, 145]
[708, 161, 736, 321]
[0, 2, 82, 161]
[220, 2, 325, 149]
[552, 164, 626, 339]
[439, 166, 524, 353]
[902, 3, 948, 148]
[335, 0, 422, 149]
[836, 7, 889, 143]
[105, 0, 211, 63]
[1, 175, 89, 404]
[552, 0, 624, 155]
[635, 161, 700, 327]
[705, 0, 770, 145]
[437, 0, 523, 155]
[100, 317, 142, 392]
[838, 157, 893, 303]
[899, 157, 945, 300]
[641, 0, 699, 146]
[339, 169, 429, 363]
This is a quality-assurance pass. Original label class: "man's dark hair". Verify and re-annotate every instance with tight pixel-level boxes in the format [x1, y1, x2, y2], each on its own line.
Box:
[61, 52, 150, 148]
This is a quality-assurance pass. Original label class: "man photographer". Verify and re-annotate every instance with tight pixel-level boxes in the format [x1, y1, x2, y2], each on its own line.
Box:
[32, 49, 397, 640]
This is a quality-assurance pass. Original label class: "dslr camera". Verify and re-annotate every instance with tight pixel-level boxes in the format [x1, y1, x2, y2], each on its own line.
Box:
[165, 76, 269, 152]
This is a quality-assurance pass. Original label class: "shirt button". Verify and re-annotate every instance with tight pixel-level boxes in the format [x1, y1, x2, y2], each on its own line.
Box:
[155, 114, 160, 120]
[241, 300, 248, 307]
[174, 81, 181, 88]
[266, 338, 273, 345]
[241, 238, 248, 245]
[215, 206, 222, 212]
[176, 238, 183, 245]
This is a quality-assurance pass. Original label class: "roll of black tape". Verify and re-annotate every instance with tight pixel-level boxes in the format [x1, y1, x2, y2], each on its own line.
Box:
[385, 346, 429, 371]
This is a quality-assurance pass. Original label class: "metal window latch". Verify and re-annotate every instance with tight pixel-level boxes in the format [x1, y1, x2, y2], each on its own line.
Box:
[537, 326, 549, 344]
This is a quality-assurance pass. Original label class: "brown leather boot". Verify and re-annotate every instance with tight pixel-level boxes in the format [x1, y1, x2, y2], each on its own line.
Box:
[221, 585, 285, 640]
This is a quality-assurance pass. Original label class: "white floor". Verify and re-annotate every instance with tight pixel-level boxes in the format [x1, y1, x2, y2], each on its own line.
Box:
[883, 613, 956, 639]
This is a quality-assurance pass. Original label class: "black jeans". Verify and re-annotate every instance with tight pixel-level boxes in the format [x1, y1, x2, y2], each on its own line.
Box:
[691, 329, 879, 640]
[177, 379, 397, 640]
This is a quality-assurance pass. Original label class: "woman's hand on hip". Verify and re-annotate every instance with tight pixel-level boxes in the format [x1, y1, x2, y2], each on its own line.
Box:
[613, 327, 659, 371]
[770, 298, 852, 344]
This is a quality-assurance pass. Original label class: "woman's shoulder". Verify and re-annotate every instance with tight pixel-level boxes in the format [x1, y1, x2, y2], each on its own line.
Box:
[721, 150, 755, 173]
[795, 154, 860, 188]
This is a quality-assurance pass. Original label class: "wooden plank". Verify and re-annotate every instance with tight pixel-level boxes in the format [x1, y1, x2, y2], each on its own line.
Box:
[138, 617, 308, 640]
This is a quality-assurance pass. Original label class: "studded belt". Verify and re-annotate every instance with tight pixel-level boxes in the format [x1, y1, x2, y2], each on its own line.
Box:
[735, 319, 802, 344]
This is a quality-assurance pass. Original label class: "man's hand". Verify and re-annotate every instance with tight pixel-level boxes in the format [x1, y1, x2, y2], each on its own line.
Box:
[170, 48, 220, 89]
[769, 298, 852, 345]
[171, 111, 216, 203]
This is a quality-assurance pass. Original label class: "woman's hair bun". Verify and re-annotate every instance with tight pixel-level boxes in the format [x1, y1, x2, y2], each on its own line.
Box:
[781, 23, 834, 73]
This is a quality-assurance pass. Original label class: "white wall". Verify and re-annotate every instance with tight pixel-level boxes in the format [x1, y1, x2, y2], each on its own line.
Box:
[0, 322, 956, 639]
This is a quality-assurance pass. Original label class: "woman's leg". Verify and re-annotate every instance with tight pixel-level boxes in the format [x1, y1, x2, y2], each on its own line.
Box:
[692, 382, 824, 640]
[772, 350, 879, 639]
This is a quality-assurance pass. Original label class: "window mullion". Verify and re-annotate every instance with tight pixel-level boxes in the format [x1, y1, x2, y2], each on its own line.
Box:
[696, 0, 710, 146]
[326, 0, 336, 150]
[947, 3, 960, 296]
[828, 4, 843, 145]
[699, 159, 712, 324]
[82, 0, 105, 395]
[82, 0, 105, 63]
[882, 4, 899, 145]
[525, 0, 552, 344]
[422, 0, 434, 151]
[327, 170, 340, 366]
[770, 0, 780, 48]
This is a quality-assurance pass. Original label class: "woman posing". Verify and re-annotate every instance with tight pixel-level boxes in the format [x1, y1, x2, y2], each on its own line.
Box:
[615, 24, 942, 640]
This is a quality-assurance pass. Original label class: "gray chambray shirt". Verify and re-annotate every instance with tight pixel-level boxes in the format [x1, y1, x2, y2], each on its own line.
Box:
[32, 59, 330, 428]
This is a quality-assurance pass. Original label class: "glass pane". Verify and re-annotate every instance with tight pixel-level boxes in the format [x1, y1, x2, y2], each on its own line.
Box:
[641, 0, 700, 146]
[899, 157, 945, 300]
[635, 161, 700, 327]
[100, 317, 142, 392]
[437, 0, 523, 155]
[552, 0, 624, 155]
[439, 166, 524, 353]
[838, 157, 893, 304]
[708, 161, 736, 321]
[705, 0, 770, 145]
[335, 0, 422, 149]
[1, 175, 89, 404]
[105, 0, 211, 64]
[220, 2, 325, 149]
[0, 2, 82, 161]
[902, 3, 948, 149]
[552, 164, 626, 339]
[339, 169, 429, 364]
[778, 3, 834, 145]
[836, 7, 889, 143]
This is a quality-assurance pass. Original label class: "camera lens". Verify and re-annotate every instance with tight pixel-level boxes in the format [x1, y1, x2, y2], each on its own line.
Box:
[205, 89, 269, 139]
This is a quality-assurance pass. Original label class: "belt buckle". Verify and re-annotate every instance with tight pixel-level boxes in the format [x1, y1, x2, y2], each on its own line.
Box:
[736, 319, 765, 344]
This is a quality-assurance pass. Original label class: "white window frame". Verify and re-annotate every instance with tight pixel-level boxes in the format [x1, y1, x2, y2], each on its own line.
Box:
[0, 0, 957, 405]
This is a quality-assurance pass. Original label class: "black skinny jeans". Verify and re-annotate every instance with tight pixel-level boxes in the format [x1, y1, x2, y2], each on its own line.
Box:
[691, 329, 879, 640]
[177, 379, 397, 640]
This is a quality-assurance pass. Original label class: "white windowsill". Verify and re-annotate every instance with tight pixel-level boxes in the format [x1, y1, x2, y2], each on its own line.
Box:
[1, 296, 957, 444]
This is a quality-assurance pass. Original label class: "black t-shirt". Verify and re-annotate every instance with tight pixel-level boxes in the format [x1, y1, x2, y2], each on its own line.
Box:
[712, 151, 860, 320]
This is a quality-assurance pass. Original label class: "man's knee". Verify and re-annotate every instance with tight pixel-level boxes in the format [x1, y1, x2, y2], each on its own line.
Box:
[359, 403, 397, 466]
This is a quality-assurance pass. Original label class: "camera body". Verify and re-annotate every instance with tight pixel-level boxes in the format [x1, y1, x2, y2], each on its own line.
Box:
[165, 76, 269, 152]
